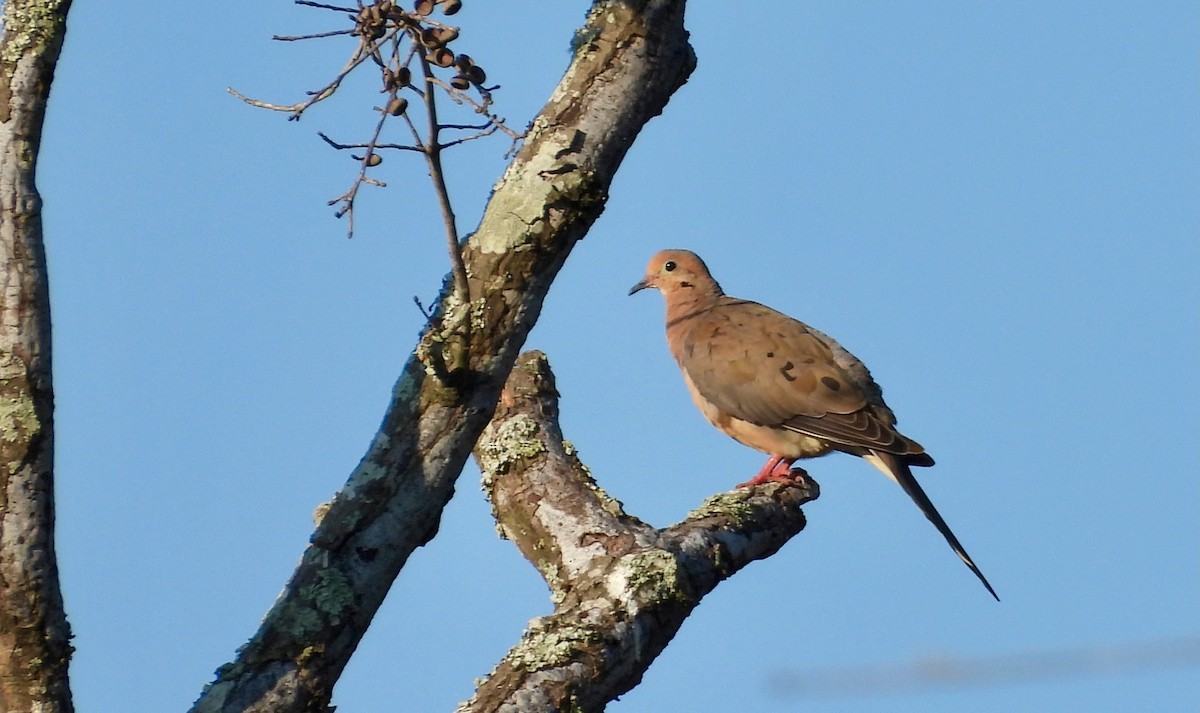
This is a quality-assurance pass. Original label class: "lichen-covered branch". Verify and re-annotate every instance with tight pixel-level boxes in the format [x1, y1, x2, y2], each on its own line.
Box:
[464, 352, 818, 712]
[0, 2, 76, 712]
[191, 3, 696, 712]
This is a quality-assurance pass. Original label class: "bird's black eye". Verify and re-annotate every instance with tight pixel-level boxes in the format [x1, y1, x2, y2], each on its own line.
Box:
[663, 260, 677, 272]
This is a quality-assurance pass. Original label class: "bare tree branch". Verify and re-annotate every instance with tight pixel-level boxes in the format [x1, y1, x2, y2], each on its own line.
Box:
[294, 1, 356, 12]
[463, 352, 817, 712]
[227, 26, 399, 119]
[0, 2, 77, 712]
[416, 54, 470, 306]
[272, 29, 355, 42]
[190, 2, 696, 711]
[316, 132, 424, 153]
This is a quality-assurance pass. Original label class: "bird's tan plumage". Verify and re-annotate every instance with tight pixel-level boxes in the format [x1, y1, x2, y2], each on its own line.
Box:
[630, 249, 997, 600]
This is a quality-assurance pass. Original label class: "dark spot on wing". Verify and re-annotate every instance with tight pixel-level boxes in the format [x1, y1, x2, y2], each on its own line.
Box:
[821, 376, 841, 391]
[780, 361, 797, 382]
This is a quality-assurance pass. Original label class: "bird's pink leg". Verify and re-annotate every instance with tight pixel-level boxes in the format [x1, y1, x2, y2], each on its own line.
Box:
[737, 454, 802, 488]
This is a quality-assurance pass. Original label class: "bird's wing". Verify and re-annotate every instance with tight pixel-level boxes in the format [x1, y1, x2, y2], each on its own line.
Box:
[675, 298, 926, 457]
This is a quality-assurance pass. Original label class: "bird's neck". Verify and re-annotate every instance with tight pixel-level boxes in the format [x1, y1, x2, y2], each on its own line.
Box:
[664, 288, 724, 329]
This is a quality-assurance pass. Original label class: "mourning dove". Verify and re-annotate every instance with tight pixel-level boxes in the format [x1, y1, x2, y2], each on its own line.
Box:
[630, 249, 998, 600]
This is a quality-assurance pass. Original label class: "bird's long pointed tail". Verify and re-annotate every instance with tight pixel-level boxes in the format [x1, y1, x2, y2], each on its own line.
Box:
[865, 451, 999, 601]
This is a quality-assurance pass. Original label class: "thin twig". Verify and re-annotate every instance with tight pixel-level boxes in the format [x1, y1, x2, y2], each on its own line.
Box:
[295, 0, 356, 11]
[318, 132, 424, 153]
[418, 56, 469, 302]
[426, 76, 524, 140]
[273, 29, 355, 41]
[439, 123, 498, 150]
[230, 26, 402, 119]
[412, 295, 434, 319]
[326, 103, 392, 237]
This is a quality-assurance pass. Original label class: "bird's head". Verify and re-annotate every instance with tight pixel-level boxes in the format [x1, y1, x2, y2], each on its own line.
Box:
[628, 249, 722, 298]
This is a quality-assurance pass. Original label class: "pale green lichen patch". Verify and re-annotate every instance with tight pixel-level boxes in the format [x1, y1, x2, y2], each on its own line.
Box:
[581, 475, 627, 520]
[300, 569, 355, 624]
[415, 292, 471, 378]
[686, 491, 757, 527]
[614, 549, 691, 608]
[1, 0, 64, 70]
[0, 354, 40, 474]
[546, 577, 567, 606]
[468, 297, 489, 333]
[508, 620, 598, 671]
[477, 414, 545, 476]
[296, 645, 324, 664]
[558, 440, 627, 519]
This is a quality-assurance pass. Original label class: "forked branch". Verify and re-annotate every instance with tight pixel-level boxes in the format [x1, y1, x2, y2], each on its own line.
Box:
[464, 352, 818, 712]
[191, 3, 697, 710]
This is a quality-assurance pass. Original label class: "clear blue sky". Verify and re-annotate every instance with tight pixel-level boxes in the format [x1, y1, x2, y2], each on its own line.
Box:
[34, 2, 1198, 711]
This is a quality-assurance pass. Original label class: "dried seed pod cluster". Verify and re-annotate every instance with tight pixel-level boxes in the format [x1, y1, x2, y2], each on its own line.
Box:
[354, 0, 492, 131]
[351, 152, 384, 166]
[352, 1, 402, 39]
[354, 0, 489, 99]
[454, 54, 486, 87]
[412, 0, 460, 18]
[238, 0, 519, 236]
[387, 96, 409, 116]
[381, 66, 413, 92]
[353, 0, 463, 40]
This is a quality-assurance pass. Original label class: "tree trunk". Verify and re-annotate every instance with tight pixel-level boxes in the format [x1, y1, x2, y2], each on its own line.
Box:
[0, 1, 76, 712]
[191, 3, 696, 711]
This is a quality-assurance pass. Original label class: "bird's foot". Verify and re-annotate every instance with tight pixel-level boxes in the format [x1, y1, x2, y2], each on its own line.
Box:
[737, 456, 806, 488]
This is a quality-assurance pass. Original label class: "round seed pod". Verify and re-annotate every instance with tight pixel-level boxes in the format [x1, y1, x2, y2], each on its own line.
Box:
[413, 0, 435, 15]
[449, 75, 470, 90]
[443, 0, 462, 15]
[435, 27, 458, 44]
[419, 27, 439, 47]
[454, 53, 473, 71]
[365, 153, 383, 167]
[377, 1, 393, 13]
[465, 64, 486, 85]
[387, 96, 409, 116]
[395, 66, 412, 87]
[427, 48, 455, 67]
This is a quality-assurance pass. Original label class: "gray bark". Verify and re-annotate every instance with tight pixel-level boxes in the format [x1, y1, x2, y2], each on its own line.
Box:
[465, 352, 817, 712]
[0, 1, 76, 712]
[191, 2, 696, 711]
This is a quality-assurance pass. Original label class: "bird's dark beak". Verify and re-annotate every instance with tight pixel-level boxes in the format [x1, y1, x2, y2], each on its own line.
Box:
[628, 278, 651, 296]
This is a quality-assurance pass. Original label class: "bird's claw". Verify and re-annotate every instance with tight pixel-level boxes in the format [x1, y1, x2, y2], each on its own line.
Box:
[737, 465, 810, 489]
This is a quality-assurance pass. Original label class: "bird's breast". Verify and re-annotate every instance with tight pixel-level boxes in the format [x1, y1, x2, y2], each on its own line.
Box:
[681, 367, 833, 459]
